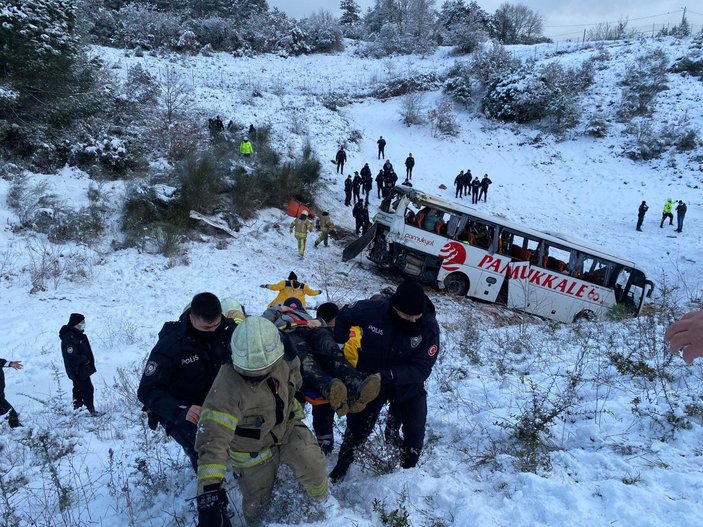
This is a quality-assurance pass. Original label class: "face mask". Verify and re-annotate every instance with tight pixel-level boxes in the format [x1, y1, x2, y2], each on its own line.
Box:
[77, 322, 86, 331]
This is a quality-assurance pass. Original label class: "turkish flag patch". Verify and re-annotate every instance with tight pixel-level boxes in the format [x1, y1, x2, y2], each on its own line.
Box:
[428, 345, 438, 357]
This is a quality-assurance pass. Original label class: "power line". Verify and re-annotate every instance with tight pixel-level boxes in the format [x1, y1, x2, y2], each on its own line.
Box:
[544, 9, 685, 28]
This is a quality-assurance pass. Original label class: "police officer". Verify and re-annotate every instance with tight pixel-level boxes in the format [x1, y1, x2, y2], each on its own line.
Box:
[335, 146, 347, 174]
[59, 313, 99, 416]
[344, 175, 353, 206]
[195, 317, 328, 527]
[138, 293, 237, 471]
[329, 279, 440, 482]
[0, 358, 23, 428]
[636, 200, 648, 231]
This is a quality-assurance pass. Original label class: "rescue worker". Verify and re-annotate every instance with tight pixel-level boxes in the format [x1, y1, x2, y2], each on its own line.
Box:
[59, 313, 99, 416]
[352, 200, 365, 236]
[344, 175, 353, 206]
[329, 279, 440, 482]
[463, 170, 472, 198]
[263, 299, 380, 418]
[361, 164, 373, 201]
[660, 198, 675, 228]
[375, 170, 385, 199]
[361, 203, 371, 235]
[454, 171, 464, 199]
[377, 136, 386, 159]
[239, 136, 254, 156]
[471, 176, 481, 204]
[194, 317, 329, 527]
[675, 200, 687, 233]
[405, 153, 415, 179]
[261, 271, 321, 308]
[0, 357, 23, 428]
[478, 174, 492, 203]
[335, 146, 347, 174]
[352, 171, 363, 203]
[314, 211, 334, 248]
[138, 293, 237, 471]
[636, 200, 648, 231]
[290, 211, 313, 258]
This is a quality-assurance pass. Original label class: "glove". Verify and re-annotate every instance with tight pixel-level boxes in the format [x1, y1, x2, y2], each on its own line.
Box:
[197, 485, 232, 527]
[260, 284, 267, 288]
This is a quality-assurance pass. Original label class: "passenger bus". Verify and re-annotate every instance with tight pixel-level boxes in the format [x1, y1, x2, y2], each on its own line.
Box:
[344, 187, 654, 323]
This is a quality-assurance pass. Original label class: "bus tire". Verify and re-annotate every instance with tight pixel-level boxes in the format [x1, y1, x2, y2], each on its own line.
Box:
[444, 273, 469, 296]
[573, 310, 596, 322]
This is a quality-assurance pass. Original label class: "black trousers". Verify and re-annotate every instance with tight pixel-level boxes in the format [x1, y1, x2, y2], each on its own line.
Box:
[636, 214, 645, 230]
[471, 189, 479, 204]
[333, 387, 427, 477]
[72, 378, 95, 413]
[344, 191, 352, 206]
[479, 188, 488, 202]
[312, 403, 335, 453]
[660, 212, 673, 227]
[168, 419, 198, 472]
[337, 161, 344, 174]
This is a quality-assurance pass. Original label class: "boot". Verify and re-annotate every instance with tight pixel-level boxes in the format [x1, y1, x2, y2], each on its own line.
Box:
[326, 379, 349, 417]
[8, 410, 22, 428]
[348, 374, 381, 414]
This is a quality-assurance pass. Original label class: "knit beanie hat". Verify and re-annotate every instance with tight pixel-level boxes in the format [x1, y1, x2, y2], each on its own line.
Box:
[288, 271, 297, 281]
[390, 280, 426, 315]
[68, 313, 85, 326]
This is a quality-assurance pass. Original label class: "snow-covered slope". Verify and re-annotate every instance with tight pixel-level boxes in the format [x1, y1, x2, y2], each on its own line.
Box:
[0, 36, 702, 526]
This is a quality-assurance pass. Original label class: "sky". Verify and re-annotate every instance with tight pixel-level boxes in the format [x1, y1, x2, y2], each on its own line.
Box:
[268, 0, 703, 40]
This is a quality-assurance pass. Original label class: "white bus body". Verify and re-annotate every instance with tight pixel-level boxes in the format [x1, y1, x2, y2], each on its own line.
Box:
[357, 187, 654, 323]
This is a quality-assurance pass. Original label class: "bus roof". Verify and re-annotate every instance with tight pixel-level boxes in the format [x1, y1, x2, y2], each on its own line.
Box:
[391, 186, 646, 271]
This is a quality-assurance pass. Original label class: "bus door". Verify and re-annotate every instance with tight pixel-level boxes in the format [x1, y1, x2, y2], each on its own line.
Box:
[505, 233, 536, 313]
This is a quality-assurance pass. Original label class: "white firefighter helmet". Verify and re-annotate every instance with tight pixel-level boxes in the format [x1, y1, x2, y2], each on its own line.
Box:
[230, 316, 283, 374]
[220, 297, 245, 322]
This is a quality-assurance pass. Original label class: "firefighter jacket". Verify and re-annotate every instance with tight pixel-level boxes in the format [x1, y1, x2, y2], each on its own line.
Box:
[318, 214, 334, 233]
[290, 217, 312, 236]
[195, 354, 304, 492]
[333, 298, 439, 403]
[137, 311, 236, 431]
[59, 326, 96, 382]
[239, 140, 253, 155]
[264, 280, 321, 308]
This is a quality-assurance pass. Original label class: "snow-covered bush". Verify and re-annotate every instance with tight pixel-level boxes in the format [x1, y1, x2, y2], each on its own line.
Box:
[623, 118, 699, 160]
[428, 99, 460, 136]
[399, 93, 426, 126]
[469, 43, 521, 89]
[617, 48, 669, 119]
[371, 73, 443, 99]
[176, 30, 200, 53]
[114, 3, 181, 50]
[69, 136, 142, 176]
[123, 64, 161, 106]
[584, 113, 611, 138]
[437, 0, 490, 54]
[301, 10, 344, 53]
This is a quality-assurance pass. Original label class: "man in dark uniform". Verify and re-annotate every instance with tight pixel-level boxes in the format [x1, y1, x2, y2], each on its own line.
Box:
[335, 146, 347, 174]
[454, 171, 464, 198]
[329, 279, 440, 482]
[478, 174, 492, 203]
[344, 175, 353, 206]
[377, 136, 386, 159]
[636, 200, 648, 231]
[375, 170, 385, 199]
[352, 171, 363, 203]
[0, 357, 23, 428]
[405, 154, 415, 179]
[464, 170, 473, 198]
[471, 176, 481, 204]
[352, 199, 365, 235]
[59, 313, 99, 416]
[361, 163, 373, 201]
[138, 292, 237, 471]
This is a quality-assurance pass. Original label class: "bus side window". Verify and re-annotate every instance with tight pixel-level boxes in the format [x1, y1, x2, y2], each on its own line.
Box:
[405, 209, 415, 225]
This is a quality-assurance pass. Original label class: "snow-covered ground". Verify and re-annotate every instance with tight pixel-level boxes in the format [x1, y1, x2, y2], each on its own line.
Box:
[0, 36, 702, 526]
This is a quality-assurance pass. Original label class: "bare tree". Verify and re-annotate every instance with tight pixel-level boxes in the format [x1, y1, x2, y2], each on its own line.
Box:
[491, 2, 544, 44]
[159, 66, 191, 124]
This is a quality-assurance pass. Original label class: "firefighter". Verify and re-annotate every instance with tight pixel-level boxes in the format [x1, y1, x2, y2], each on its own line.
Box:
[261, 271, 321, 308]
[194, 317, 329, 527]
[290, 211, 313, 258]
[314, 211, 334, 248]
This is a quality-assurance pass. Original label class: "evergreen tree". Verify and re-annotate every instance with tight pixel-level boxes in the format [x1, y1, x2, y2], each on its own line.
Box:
[438, 0, 489, 53]
[339, 0, 361, 27]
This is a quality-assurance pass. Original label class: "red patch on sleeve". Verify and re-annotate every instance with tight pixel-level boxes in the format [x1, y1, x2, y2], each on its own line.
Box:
[428, 345, 438, 357]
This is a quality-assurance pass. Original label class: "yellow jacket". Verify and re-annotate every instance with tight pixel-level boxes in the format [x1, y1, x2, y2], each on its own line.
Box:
[240, 140, 253, 155]
[265, 280, 321, 308]
[343, 326, 362, 367]
[290, 217, 313, 236]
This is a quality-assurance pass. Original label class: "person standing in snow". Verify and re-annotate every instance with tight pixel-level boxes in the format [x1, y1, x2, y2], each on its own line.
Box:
[138, 293, 237, 471]
[471, 176, 481, 204]
[0, 358, 23, 428]
[360, 163, 373, 201]
[666, 310, 703, 364]
[405, 154, 415, 180]
[375, 170, 385, 199]
[660, 198, 675, 228]
[463, 170, 473, 198]
[194, 317, 329, 527]
[314, 211, 334, 249]
[59, 313, 99, 417]
[478, 174, 492, 203]
[352, 171, 363, 203]
[335, 146, 347, 174]
[344, 175, 353, 206]
[454, 171, 464, 199]
[261, 271, 321, 308]
[636, 201, 648, 231]
[290, 211, 314, 259]
[329, 279, 440, 482]
[239, 136, 254, 157]
[675, 200, 687, 233]
[377, 136, 386, 159]
[352, 200, 365, 236]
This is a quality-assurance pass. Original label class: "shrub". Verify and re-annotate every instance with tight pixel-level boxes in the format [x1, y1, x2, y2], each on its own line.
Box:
[399, 93, 426, 126]
[617, 48, 669, 119]
[174, 153, 225, 217]
[428, 99, 460, 137]
[669, 56, 703, 79]
[371, 72, 443, 100]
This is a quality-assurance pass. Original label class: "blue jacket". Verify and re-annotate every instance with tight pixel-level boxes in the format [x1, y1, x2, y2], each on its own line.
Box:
[333, 298, 439, 402]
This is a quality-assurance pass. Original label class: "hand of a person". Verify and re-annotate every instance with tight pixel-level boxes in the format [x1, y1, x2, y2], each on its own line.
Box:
[260, 284, 267, 288]
[196, 485, 231, 527]
[8, 361, 22, 370]
[185, 405, 202, 424]
[307, 319, 322, 329]
[665, 310, 703, 364]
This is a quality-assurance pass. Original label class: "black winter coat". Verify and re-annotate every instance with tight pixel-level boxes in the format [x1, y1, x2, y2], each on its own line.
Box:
[59, 326, 96, 382]
[360, 165, 372, 179]
[137, 311, 236, 430]
[0, 359, 7, 395]
[336, 149, 347, 163]
[405, 156, 415, 168]
[333, 298, 440, 402]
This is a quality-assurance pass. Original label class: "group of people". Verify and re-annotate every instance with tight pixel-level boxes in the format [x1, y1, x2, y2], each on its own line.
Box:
[207, 116, 255, 157]
[636, 198, 688, 233]
[288, 210, 334, 259]
[453, 170, 492, 204]
[133, 276, 439, 526]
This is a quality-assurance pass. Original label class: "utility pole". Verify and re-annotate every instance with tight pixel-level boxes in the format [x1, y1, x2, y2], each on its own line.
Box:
[681, 6, 687, 25]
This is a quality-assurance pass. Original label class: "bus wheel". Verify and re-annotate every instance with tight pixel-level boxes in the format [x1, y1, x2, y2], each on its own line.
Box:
[573, 310, 596, 322]
[444, 273, 469, 296]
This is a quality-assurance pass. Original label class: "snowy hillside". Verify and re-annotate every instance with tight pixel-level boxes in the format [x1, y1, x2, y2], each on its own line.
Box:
[0, 35, 702, 526]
